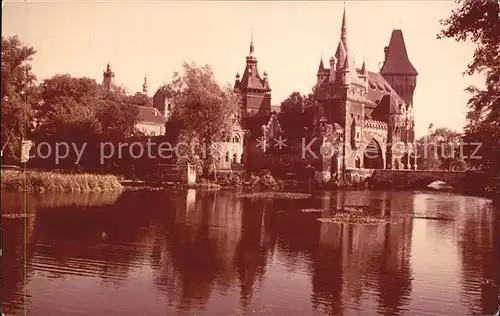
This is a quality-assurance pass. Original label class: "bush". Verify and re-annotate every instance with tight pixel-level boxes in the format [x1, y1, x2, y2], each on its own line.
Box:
[1, 170, 122, 193]
[247, 172, 283, 191]
[216, 173, 243, 188]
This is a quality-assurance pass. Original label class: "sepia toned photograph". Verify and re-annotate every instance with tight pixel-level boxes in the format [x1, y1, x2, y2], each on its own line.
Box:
[1, 0, 499, 315]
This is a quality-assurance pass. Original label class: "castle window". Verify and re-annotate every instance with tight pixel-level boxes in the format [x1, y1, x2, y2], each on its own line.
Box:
[151, 131, 156, 136]
[355, 156, 361, 168]
[232, 153, 237, 163]
[225, 152, 229, 162]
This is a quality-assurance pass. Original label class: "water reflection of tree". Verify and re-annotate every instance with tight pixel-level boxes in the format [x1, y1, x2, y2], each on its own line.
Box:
[234, 198, 273, 311]
[263, 191, 414, 316]
[1, 192, 37, 313]
[151, 191, 246, 313]
[457, 199, 499, 315]
[25, 192, 157, 284]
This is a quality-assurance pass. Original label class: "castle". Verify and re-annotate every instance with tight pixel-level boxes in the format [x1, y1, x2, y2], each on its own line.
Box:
[149, 7, 418, 180]
[229, 7, 418, 181]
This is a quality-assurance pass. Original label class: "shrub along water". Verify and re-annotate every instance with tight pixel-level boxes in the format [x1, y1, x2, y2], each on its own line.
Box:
[1, 170, 123, 193]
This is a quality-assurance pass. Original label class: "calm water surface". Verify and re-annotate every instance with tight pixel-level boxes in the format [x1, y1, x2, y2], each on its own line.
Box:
[1, 189, 498, 316]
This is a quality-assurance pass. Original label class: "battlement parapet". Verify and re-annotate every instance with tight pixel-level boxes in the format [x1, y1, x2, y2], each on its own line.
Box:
[363, 120, 387, 131]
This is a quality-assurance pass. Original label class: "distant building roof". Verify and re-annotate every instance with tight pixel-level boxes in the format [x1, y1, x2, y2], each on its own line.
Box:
[135, 106, 167, 125]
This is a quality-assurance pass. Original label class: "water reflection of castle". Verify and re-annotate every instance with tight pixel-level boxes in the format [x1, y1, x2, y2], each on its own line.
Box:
[2, 191, 498, 315]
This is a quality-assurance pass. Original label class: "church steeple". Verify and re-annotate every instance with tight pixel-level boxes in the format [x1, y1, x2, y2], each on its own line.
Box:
[102, 63, 115, 91]
[142, 74, 148, 93]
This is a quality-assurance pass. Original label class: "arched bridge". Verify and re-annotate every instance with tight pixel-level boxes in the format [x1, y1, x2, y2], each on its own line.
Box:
[346, 169, 487, 191]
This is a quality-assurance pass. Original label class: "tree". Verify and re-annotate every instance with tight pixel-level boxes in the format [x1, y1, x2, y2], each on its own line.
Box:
[125, 92, 152, 107]
[167, 62, 241, 178]
[417, 127, 465, 170]
[1, 36, 37, 163]
[280, 91, 319, 113]
[438, 0, 500, 193]
[34, 74, 139, 142]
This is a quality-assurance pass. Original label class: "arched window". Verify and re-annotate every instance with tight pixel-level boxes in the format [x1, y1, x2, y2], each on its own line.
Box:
[232, 153, 237, 163]
[225, 152, 229, 162]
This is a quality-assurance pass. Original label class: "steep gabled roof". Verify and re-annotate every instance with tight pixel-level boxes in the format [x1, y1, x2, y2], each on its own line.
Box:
[359, 69, 404, 106]
[372, 94, 402, 119]
[136, 106, 167, 125]
[380, 29, 418, 76]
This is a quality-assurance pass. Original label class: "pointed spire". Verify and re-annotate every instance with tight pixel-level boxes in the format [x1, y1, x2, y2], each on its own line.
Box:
[317, 57, 325, 74]
[341, 3, 348, 45]
[249, 28, 254, 55]
[361, 58, 367, 75]
[343, 54, 350, 72]
[342, 54, 351, 86]
[142, 74, 148, 93]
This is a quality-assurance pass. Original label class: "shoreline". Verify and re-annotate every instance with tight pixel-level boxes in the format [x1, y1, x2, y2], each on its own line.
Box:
[116, 180, 495, 200]
[0, 170, 495, 199]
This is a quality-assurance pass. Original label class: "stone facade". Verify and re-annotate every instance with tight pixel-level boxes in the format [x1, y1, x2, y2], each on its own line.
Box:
[233, 7, 419, 180]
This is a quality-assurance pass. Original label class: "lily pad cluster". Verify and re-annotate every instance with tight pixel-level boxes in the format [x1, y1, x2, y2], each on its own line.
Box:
[300, 208, 325, 213]
[238, 192, 312, 199]
[317, 210, 391, 225]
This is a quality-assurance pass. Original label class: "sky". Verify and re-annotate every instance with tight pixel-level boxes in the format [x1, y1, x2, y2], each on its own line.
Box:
[2, 0, 485, 137]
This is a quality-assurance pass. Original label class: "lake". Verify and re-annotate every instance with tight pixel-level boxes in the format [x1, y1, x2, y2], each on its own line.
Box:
[1, 189, 498, 315]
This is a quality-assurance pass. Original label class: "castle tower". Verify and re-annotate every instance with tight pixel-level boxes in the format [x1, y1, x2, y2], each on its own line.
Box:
[328, 56, 337, 82]
[386, 96, 403, 169]
[359, 59, 368, 91]
[102, 63, 115, 91]
[234, 71, 240, 90]
[380, 29, 418, 108]
[234, 32, 272, 117]
[316, 57, 327, 84]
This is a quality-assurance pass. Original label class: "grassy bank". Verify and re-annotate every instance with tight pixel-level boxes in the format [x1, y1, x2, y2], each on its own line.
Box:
[1, 170, 123, 193]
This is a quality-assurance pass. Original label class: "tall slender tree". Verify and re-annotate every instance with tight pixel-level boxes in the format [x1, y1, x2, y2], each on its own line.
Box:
[438, 0, 500, 193]
[1, 36, 37, 163]
[166, 62, 241, 178]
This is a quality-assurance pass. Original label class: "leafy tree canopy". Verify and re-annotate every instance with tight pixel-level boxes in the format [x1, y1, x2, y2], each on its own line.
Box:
[1, 36, 37, 162]
[438, 0, 500, 192]
[34, 74, 139, 142]
[418, 127, 465, 171]
[165, 62, 241, 174]
[280, 91, 319, 113]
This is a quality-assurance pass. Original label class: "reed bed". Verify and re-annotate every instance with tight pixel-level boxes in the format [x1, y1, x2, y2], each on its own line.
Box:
[1, 170, 123, 193]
